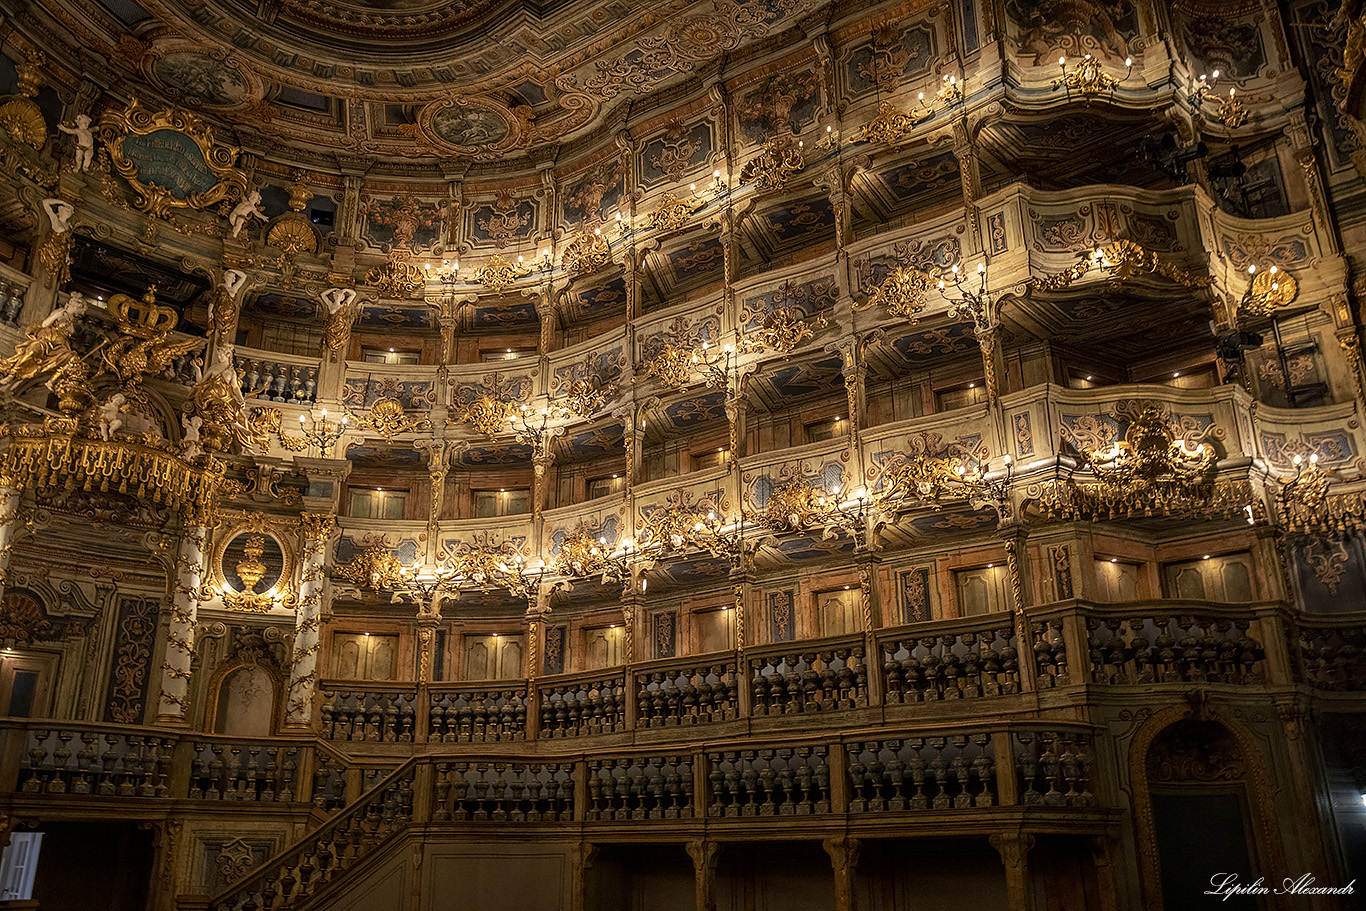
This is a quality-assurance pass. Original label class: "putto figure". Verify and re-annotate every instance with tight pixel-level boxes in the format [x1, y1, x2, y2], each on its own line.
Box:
[228, 190, 268, 238]
[56, 113, 95, 172]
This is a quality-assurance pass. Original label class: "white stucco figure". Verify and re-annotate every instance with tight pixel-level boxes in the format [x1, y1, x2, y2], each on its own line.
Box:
[41, 198, 74, 234]
[57, 114, 95, 172]
[97, 393, 126, 441]
[228, 191, 268, 238]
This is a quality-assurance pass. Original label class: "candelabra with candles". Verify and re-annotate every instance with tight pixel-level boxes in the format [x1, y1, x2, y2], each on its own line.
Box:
[506, 402, 568, 449]
[1189, 69, 1222, 105]
[388, 559, 461, 613]
[687, 509, 756, 568]
[1052, 53, 1133, 101]
[551, 528, 648, 588]
[296, 407, 349, 457]
[1239, 263, 1297, 317]
[1271, 452, 1366, 539]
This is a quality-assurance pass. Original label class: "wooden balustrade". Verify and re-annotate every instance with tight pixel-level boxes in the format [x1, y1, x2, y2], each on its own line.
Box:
[707, 746, 831, 816]
[319, 686, 419, 743]
[634, 655, 739, 728]
[432, 761, 574, 822]
[427, 686, 528, 742]
[585, 754, 693, 820]
[536, 672, 627, 738]
[846, 734, 997, 811]
[19, 728, 176, 797]
[1013, 729, 1097, 807]
[878, 616, 1022, 703]
[206, 760, 415, 911]
[1296, 617, 1366, 690]
[1084, 609, 1266, 685]
[747, 635, 868, 715]
[185, 740, 302, 802]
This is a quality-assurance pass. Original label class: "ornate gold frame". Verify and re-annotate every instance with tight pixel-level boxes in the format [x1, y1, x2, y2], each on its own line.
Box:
[97, 99, 249, 218]
[210, 513, 298, 612]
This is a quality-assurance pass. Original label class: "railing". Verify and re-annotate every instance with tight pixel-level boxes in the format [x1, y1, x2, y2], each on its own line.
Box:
[303, 602, 1334, 752]
[319, 685, 419, 743]
[1297, 617, 1366, 690]
[235, 351, 320, 405]
[634, 654, 739, 728]
[191, 721, 1102, 910]
[185, 740, 302, 802]
[586, 754, 693, 820]
[537, 672, 627, 738]
[747, 635, 868, 715]
[18, 727, 177, 797]
[433, 760, 574, 822]
[708, 745, 831, 815]
[847, 735, 996, 811]
[1085, 611, 1266, 685]
[428, 685, 528, 742]
[878, 616, 1022, 703]
[206, 759, 416, 911]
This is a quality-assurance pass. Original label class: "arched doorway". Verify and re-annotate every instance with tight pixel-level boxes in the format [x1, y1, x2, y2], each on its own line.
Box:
[208, 663, 281, 736]
[1135, 717, 1281, 909]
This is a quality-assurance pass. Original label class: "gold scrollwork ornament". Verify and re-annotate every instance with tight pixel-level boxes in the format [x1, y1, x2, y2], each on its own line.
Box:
[97, 99, 249, 218]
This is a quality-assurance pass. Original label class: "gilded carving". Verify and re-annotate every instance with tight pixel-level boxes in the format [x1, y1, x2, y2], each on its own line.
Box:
[96, 100, 249, 218]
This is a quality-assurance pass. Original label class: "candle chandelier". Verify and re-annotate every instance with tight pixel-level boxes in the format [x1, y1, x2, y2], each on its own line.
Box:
[1275, 453, 1366, 540]
[1036, 405, 1242, 521]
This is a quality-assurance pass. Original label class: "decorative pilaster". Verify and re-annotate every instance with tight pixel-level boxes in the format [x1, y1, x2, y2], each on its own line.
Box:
[953, 119, 984, 255]
[976, 324, 1004, 407]
[156, 526, 208, 724]
[827, 338, 868, 485]
[823, 836, 861, 911]
[0, 486, 22, 589]
[1001, 524, 1038, 685]
[686, 839, 721, 911]
[533, 443, 554, 523]
[536, 291, 556, 361]
[285, 513, 334, 730]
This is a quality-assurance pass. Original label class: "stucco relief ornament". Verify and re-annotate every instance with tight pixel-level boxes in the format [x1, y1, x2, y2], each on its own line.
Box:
[0, 53, 48, 149]
[740, 139, 805, 191]
[356, 398, 430, 439]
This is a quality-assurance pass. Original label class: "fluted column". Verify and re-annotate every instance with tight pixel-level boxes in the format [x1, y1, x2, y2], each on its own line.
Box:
[285, 514, 334, 730]
[156, 526, 207, 724]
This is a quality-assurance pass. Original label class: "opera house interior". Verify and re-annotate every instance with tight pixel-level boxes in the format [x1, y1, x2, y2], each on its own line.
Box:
[0, 0, 1360, 907]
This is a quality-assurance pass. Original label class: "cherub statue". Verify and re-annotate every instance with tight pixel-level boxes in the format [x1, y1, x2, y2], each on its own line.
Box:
[41, 198, 74, 234]
[227, 191, 268, 238]
[56, 114, 94, 172]
[96, 392, 126, 441]
[0, 293, 87, 392]
[181, 414, 203, 460]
